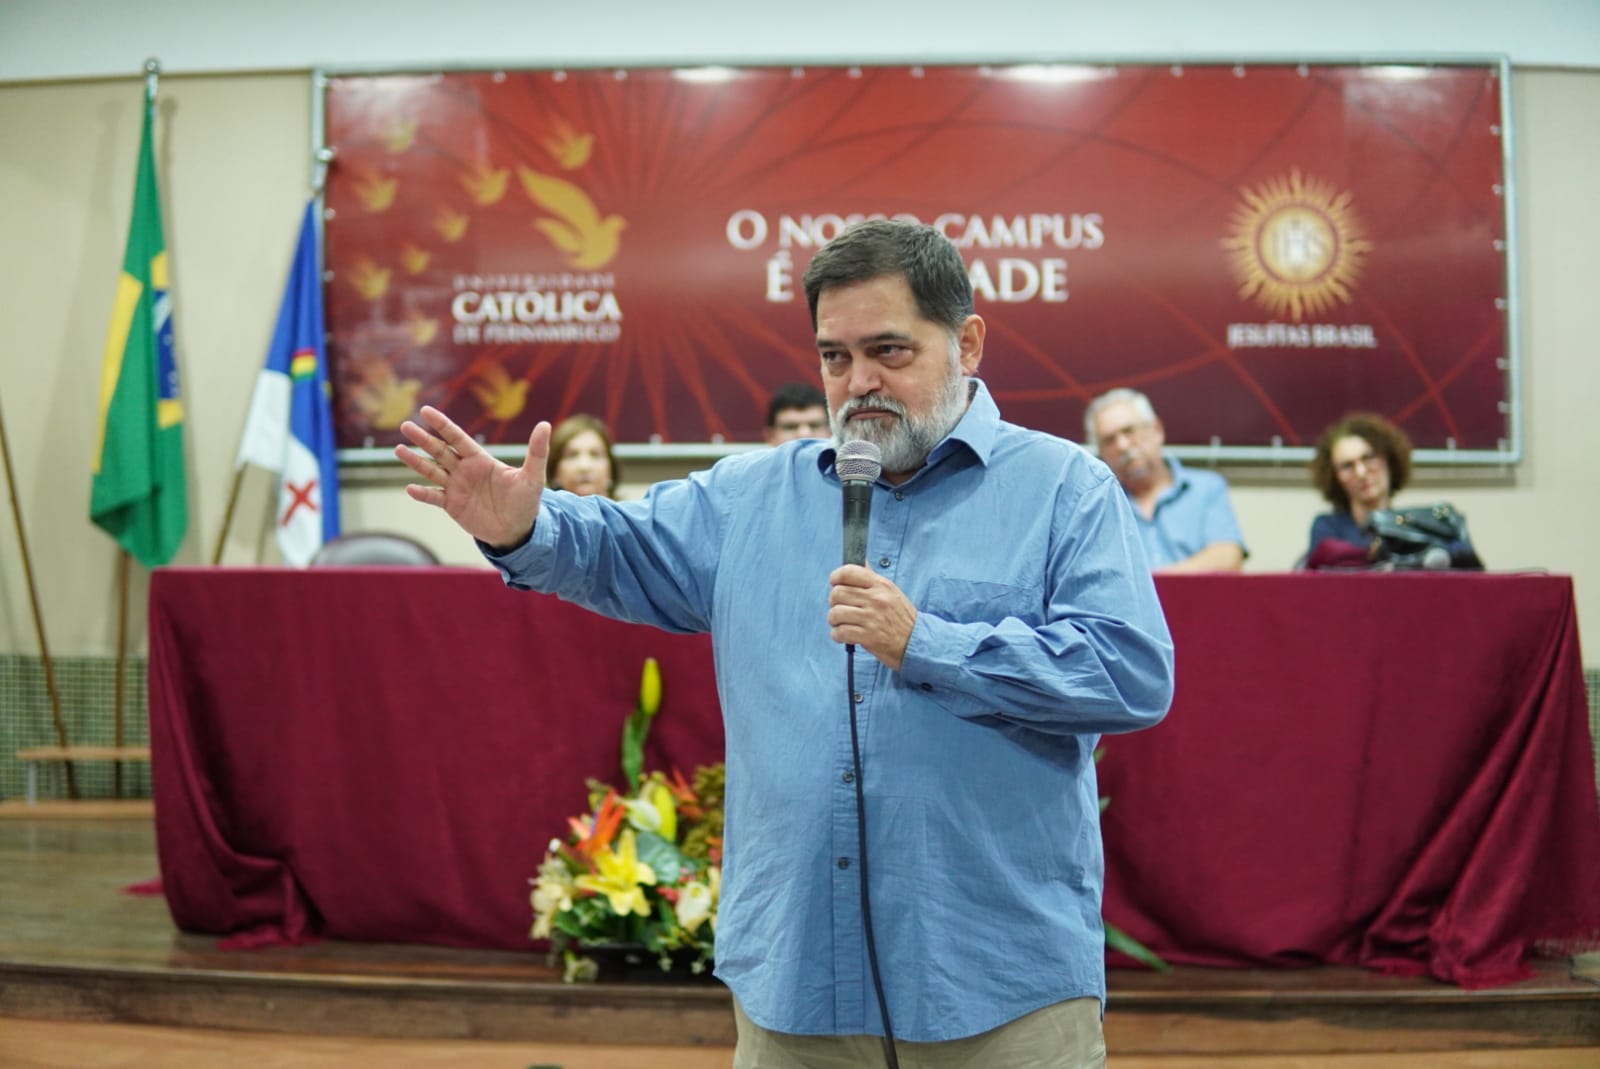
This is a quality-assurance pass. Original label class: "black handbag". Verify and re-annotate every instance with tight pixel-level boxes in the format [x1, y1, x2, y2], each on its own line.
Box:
[1366, 503, 1483, 570]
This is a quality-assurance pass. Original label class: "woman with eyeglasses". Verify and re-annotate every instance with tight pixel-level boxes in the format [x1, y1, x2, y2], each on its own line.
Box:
[1308, 411, 1411, 560]
[1304, 412, 1480, 570]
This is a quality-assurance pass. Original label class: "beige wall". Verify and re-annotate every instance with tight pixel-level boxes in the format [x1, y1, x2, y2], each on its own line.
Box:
[0, 70, 1594, 659]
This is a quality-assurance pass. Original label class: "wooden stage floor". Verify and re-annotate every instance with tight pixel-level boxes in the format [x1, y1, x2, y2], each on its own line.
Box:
[2, 817, 1597, 1066]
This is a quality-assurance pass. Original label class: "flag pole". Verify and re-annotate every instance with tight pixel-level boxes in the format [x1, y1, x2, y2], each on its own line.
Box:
[214, 147, 335, 565]
[0, 397, 79, 799]
[212, 469, 245, 564]
[111, 57, 161, 796]
[88, 56, 183, 800]
[114, 551, 130, 797]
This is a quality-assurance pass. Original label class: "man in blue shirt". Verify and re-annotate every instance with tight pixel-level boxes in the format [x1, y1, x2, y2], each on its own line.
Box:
[1084, 388, 1248, 573]
[396, 221, 1174, 1067]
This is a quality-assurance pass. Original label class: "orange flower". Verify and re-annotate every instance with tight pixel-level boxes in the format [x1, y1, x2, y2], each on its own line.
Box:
[573, 790, 625, 859]
[664, 768, 706, 821]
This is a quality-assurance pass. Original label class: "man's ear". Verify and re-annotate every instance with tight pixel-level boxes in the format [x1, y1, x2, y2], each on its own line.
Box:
[958, 314, 985, 376]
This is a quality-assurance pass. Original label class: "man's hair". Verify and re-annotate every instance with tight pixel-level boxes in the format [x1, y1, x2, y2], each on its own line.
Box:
[765, 382, 826, 427]
[1083, 387, 1158, 450]
[1310, 411, 1412, 512]
[801, 219, 973, 335]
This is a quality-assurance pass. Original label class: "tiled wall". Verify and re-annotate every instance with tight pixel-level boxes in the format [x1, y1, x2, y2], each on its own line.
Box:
[0, 655, 149, 801]
[1590, 668, 1599, 799]
[2, 656, 1598, 804]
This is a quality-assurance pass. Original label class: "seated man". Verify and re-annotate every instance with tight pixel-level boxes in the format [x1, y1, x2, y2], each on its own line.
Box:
[762, 382, 830, 444]
[1084, 387, 1247, 573]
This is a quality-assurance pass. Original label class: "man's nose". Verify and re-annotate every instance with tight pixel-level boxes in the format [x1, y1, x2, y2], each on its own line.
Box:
[847, 360, 882, 396]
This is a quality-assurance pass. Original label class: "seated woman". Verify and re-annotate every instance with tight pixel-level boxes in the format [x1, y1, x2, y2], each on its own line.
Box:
[1305, 412, 1478, 569]
[1307, 412, 1408, 562]
[546, 414, 619, 498]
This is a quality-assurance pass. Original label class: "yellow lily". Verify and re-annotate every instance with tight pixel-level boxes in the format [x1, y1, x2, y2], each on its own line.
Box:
[575, 829, 657, 917]
[621, 779, 677, 841]
[639, 657, 662, 717]
[649, 781, 677, 842]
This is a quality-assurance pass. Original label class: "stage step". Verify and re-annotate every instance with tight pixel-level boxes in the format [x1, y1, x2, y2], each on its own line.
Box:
[3, 955, 1596, 1054]
[3, 817, 1596, 1056]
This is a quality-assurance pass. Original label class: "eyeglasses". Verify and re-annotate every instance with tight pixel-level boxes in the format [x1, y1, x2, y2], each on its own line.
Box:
[1099, 421, 1153, 446]
[1334, 451, 1385, 476]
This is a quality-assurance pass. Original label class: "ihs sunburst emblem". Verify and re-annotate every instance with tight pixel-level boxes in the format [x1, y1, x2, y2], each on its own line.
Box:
[1221, 169, 1373, 321]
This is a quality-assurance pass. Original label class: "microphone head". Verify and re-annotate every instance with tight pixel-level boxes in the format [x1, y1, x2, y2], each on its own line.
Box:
[836, 440, 882, 485]
[1421, 545, 1452, 570]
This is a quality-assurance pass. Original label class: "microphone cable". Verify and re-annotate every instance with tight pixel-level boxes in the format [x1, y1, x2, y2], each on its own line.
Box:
[846, 641, 900, 1069]
[835, 438, 898, 1066]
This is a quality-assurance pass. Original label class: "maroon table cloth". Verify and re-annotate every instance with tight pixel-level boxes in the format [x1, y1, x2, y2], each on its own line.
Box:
[148, 568, 1600, 985]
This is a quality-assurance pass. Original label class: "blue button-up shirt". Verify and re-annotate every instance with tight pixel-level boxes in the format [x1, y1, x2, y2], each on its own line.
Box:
[488, 381, 1174, 1042]
[1131, 456, 1248, 568]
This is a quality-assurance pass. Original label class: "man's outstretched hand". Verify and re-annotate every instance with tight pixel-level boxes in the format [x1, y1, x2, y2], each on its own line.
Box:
[395, 407, 551, 552]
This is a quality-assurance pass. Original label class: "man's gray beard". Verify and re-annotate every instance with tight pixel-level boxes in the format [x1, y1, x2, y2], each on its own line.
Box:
[1115, 447, 1157, 486]
[831, 362, 970, 476]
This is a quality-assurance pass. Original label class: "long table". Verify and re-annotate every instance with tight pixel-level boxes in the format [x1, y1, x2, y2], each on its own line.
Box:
[148, 568, 1600, 987]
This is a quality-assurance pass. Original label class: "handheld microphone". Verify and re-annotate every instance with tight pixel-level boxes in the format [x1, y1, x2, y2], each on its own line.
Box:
[833, 436, 900, 1067]
[1420, 545, 1452, 570]
[837, 440, 881, 568]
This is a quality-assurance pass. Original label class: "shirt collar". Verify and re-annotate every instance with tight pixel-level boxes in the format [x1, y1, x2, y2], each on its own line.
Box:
[818, 379, 997, 482]
[1154, 454, 1191, 505]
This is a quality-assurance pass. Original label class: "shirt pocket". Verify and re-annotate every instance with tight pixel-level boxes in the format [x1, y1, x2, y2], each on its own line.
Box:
[921, 576, 1039, 627]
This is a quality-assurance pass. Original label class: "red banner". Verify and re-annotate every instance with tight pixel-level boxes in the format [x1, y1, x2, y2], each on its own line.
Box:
[322, 63, 1510, 455]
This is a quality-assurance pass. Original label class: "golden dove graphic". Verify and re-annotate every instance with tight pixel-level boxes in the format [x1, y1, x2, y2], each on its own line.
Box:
[467, 361, 530, 421]
[348, 256, 391, 301]
[384, 118, 418, 153]
[517, 167, 625, 270]
[403, 308, 439, 346]
[352, 168, 398, 212]
[540, 117, 594, 171]
[434, 205, 469, 243]
[460, 157, 510, 205]
[351, 362, 423, 430]
[399, 242, 430, 275]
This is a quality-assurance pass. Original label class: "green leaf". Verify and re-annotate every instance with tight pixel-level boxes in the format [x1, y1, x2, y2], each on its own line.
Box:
[634, 828, 690, 885]
[620, 707, 649, 789]
[1105, 922, 1170, 973]
[569, 896, 609, 929]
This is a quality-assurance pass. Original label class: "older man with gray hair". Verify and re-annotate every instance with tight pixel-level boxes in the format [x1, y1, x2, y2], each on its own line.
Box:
[1085, 387, 1247, 573]
[398, 221, 1174, 1068]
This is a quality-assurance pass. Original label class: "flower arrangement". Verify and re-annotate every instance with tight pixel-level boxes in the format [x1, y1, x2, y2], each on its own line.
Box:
[529, 662, 1162, 982]
[530, 657, 725, 981]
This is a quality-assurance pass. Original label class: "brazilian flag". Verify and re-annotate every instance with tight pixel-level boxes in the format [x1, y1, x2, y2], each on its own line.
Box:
[89, 80, 187, 568]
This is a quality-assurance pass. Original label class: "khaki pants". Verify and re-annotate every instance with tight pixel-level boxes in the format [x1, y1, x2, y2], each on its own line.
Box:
[733, 997, 1105, 1069]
